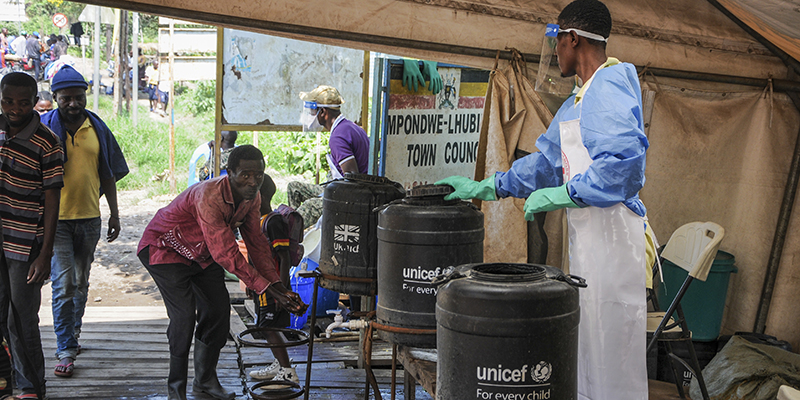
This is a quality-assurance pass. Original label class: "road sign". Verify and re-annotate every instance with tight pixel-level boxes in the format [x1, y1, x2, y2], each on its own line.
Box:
[53, 13, 68, 28]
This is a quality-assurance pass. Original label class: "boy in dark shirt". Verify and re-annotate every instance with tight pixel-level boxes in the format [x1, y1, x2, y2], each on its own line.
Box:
[248, 175, 299, 389]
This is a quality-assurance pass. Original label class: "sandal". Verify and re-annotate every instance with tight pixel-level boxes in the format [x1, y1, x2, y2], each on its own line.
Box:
[54, 360, 74, 377]
[17, 394, 41, 399]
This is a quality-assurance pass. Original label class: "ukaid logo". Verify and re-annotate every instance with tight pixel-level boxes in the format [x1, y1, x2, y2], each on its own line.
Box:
[333, 224, 360, 253]
[475, 362, 552, 400]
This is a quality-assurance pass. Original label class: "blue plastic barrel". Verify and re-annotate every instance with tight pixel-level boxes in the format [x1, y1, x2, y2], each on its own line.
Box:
[289, 258, 340, 329]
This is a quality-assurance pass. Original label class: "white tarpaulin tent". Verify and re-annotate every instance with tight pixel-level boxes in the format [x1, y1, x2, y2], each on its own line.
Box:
[70, 0, 800, 351]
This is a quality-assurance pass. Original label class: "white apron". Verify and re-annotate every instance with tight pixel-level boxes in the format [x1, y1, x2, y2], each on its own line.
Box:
[560, 109, 647, 399]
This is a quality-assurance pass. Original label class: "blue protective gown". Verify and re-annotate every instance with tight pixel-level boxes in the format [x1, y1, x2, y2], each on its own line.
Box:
[494, 62, 648, 216]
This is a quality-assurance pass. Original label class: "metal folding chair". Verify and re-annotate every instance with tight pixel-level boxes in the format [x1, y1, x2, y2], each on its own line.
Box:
[647, 221, 724, 400]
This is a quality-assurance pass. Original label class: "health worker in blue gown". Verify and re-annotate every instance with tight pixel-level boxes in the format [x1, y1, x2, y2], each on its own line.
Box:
[437, 0, 649, 399]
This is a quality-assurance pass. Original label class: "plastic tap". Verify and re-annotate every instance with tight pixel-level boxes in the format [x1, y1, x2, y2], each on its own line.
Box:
[294, 260, 309, 278]
[325, 310, 344, 338]
[324, 310, 369, 338]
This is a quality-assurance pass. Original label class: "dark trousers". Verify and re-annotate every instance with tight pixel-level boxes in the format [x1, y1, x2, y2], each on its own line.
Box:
[138, 247, 230, 358]
[0, 245, 45, 395]
[30, 58, 40, 80]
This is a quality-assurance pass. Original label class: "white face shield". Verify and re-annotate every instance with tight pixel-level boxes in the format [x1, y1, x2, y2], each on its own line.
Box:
[300, 101, 322, 132]
[535, 23, 608, 97]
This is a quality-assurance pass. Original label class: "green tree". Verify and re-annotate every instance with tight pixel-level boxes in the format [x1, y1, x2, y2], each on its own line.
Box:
[22, 0, 84, 38]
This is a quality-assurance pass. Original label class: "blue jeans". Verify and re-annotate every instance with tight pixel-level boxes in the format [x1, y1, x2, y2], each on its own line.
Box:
[50, 217, 101, 360]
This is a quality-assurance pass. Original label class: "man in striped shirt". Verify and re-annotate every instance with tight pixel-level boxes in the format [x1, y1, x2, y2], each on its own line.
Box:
[0, 72, 64, 400]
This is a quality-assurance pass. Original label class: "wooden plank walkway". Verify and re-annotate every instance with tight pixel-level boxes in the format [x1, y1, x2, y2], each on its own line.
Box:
[38, 304, 431, 399]
[39, 306, 245, 400]
[36, 303, 685, 399]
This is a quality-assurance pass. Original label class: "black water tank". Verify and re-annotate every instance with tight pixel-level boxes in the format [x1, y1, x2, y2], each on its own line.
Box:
[376, 185, 484, 348]
[319, 173, 405, 296]
[436, 263, 585, 400]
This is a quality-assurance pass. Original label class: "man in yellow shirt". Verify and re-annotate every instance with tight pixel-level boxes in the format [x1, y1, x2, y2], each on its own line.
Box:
[41, 66, 129, 378]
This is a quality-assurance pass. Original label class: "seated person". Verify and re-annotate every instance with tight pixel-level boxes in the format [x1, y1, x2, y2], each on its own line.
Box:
[199, 130, 238, 181]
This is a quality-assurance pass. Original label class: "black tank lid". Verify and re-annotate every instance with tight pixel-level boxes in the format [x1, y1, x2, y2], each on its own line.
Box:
[407, 184, 454, 198]
[471, 263, 547, 283]
[343, 173, 398, 186]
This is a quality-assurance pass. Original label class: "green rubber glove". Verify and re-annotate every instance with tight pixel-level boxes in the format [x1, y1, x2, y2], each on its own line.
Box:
[421, 61, 443, 94]
[523, 184, 580, 221]
[435, 175, 497, 201]
[402, 59, 425, 92]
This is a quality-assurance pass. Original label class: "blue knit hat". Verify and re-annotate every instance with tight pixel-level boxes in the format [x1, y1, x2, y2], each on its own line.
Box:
[51, 66, 88, 93]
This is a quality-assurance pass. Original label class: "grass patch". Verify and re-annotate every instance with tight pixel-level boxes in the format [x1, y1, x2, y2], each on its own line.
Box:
[95, 95, 212, 196]
[93, 89, 321, 207]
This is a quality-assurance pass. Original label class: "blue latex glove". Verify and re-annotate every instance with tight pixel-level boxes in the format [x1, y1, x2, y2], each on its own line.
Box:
[435, 175, 497, 201]
[523, 184, 580, 221]
[402, 59, 425, 92]
[421, 61, 442, 94]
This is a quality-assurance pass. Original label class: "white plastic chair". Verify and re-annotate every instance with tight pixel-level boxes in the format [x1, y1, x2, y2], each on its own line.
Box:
[188, 143, 210, 187]
[647, 221, 724, 400]
[778, 385, 800, 400]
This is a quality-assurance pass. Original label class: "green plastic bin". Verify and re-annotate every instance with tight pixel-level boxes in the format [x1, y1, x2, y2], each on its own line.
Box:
[656, 250, 738, 341]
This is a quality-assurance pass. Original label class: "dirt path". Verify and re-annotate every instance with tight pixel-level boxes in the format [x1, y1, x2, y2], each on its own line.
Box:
[41, 189, 173, 307]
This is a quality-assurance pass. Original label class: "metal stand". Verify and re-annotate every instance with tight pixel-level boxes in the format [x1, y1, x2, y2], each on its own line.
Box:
[298, 271, 385, 400]
[363, 322, 436, 400]
[297, 270, 322, 400]
[236, 327, 310, 400]
[391, 344, 398, 400]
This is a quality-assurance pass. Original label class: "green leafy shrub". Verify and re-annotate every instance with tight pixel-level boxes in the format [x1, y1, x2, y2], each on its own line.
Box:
[181, 80, 215, 115]
[95, 95, 210, 194]
[239, 131, 331, 179]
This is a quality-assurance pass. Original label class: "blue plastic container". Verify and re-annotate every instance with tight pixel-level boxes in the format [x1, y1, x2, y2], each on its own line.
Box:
[290, 258, 340, 330]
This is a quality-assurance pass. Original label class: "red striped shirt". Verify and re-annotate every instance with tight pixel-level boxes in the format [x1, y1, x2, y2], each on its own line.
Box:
[0, 112, 64, 261]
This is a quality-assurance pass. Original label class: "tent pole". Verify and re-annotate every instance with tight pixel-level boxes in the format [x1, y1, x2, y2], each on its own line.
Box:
[168, 20, 176, 193]
[92, 7, 101, 113]
[706, 0, 800, 78]
[754, 91, 800, 334]
[132, 12, 139, 128]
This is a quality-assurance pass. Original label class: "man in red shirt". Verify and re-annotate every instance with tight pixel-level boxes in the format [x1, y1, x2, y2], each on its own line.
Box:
[138, 145, 306, 400]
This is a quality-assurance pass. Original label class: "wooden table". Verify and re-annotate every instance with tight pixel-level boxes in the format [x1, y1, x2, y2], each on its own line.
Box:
[396, 346, 437, 399]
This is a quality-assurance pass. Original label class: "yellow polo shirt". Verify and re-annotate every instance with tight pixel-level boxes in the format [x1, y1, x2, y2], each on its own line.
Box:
[59, 118, 101, 220]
